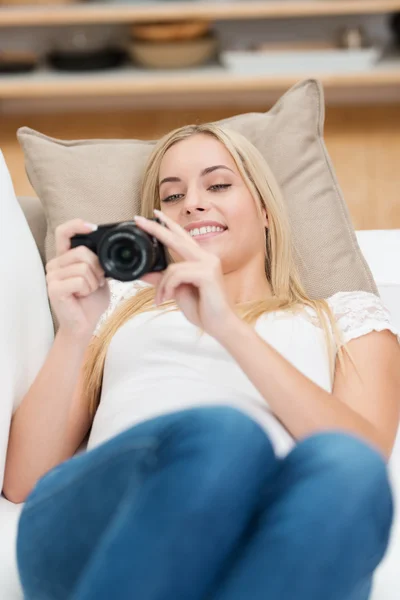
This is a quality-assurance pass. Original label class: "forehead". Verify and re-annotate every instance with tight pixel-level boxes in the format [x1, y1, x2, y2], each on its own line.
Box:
[159, 134, 236, 177]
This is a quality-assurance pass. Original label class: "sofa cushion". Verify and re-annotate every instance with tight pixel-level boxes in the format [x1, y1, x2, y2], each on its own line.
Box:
[356, 230, 400, 331]
[0, 153, 54, 495]
[16, 196, 46, 264]
[0, 496, 23, 599]
[17, 78, 377, 301]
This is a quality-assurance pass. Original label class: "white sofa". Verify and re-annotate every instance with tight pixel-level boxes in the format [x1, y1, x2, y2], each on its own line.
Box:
[0, 195, 399, 599]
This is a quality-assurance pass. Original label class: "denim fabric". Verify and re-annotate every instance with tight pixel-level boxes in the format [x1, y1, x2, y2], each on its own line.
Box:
[16, 406, 393, 600]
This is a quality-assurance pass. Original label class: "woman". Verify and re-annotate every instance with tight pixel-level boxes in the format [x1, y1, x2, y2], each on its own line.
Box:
[6, 124, 400, 600]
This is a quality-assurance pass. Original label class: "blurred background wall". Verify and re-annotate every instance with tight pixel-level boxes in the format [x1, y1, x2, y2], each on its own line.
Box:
[1, 1, 400, 230]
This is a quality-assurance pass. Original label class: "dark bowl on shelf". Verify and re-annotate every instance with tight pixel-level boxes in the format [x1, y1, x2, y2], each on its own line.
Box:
[391, 12, 400, 45]
[0, 50, 39, 74]
[0, 61, 37, 74]
[47, 47, 127, 71]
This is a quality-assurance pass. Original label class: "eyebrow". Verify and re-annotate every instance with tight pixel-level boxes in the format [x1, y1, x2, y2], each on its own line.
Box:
[159, 165, 234, 187]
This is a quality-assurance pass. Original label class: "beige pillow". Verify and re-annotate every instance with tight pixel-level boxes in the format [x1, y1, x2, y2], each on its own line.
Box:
[17, 78, 377, 300]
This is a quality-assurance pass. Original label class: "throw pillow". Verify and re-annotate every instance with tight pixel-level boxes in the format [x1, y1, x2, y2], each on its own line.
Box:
[17, 78, 377, 300]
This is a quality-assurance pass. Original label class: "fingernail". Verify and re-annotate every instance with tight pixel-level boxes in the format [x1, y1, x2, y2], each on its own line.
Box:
[85, 222, 98, 231]
[134, 215, 146, 222]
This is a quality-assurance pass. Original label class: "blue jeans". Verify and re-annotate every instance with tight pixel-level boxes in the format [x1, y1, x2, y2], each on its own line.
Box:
[17, 406, 393, 600]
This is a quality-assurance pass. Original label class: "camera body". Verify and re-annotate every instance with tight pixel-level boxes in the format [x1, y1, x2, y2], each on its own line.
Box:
[71, 219, 167, 282]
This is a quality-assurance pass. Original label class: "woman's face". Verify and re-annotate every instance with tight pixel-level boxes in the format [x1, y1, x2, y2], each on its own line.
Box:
[158, 133, 268, 273]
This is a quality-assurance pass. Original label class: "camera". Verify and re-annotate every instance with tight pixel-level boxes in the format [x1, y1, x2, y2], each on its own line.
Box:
[71, 219, 167, 282]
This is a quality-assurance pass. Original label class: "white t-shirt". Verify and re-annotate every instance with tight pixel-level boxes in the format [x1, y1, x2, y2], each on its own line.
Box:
[86, 280, 400, 457]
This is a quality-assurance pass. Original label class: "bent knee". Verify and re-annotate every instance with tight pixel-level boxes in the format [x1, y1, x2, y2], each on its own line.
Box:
[162, 405, 272, 448]
[156, 406, 278, 515]
[158, 405, 276, 474]
[291, 431, 394, 520]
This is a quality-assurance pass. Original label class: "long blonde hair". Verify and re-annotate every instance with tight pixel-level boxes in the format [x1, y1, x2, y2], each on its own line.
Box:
[83, 123, 358, 420]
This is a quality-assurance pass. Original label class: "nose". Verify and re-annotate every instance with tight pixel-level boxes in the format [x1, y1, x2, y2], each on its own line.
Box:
[181, 188, 209, 215]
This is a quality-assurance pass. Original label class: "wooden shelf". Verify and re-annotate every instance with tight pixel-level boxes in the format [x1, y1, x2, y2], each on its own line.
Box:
[1, 1, 400, 28]
[1, 65, 400, 99]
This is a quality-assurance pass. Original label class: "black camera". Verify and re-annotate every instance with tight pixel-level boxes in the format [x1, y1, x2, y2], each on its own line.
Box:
[71, 219, 167, 282]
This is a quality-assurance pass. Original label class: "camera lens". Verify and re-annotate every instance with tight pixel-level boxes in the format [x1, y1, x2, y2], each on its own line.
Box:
[98, 224, 155, 281]
[110, 240, 139, 269]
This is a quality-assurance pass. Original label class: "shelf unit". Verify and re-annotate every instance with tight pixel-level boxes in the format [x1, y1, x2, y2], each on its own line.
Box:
[1, 1, 400, 102]
[1, 1, 400, 27]
[2, 64, 400, 100]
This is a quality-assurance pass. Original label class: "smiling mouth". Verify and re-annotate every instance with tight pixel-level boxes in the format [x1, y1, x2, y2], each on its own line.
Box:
[188, 226, 227, 240]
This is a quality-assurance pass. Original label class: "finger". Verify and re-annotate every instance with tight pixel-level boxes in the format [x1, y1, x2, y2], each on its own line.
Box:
[134, 215, 201, 262]
[48, 276, 92, 301]
[158, 264, 200, 304]
[154, 271, 167, 306]
[162, 271, 197, 303]
[47, 246, 105, 281]
[162, 270, 184, 302]
[153, 209, 190, 238]
[46, 262, 102, 295]
[154, 264, 179, 306]
[55, 219, 98, 257]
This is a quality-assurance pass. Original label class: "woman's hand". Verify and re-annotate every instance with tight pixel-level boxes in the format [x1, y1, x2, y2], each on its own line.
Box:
[134, 210, 237, 339]
[46, 219, 110, 338]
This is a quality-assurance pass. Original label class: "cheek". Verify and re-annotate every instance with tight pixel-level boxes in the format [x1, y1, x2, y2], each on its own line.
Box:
[227, 195, 264, 242]
[160, 203, 180, 220]
[234, 225, 264, 254]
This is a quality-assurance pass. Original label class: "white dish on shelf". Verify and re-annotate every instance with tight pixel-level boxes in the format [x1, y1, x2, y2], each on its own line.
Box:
[221, 48, 381, 75]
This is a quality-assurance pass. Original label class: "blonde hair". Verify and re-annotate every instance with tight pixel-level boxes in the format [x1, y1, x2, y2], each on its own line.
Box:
[83, 123, 359, 420]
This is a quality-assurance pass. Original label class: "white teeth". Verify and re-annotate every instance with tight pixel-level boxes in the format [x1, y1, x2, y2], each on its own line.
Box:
[189, 225, 225, 237]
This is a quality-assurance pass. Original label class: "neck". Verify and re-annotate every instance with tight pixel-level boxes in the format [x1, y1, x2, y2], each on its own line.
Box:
[223, 259, 273, 306]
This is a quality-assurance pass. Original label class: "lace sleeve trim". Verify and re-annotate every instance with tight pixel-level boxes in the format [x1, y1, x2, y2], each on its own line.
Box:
[327, 291, 400, 348]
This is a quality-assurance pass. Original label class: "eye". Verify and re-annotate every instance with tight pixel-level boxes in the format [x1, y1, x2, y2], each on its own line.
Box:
[161, 193, 183, 203]
[208, 184, 232, 192]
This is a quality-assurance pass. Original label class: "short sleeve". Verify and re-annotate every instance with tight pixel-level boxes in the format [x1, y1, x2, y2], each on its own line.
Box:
[327, 290, 400, 348]
[93, 279, 149, 336]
